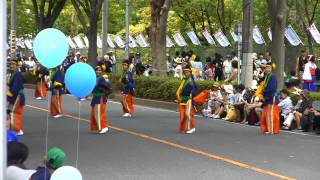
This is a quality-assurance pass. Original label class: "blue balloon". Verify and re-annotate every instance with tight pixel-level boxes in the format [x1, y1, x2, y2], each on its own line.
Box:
[65, 63, 96, 98]
[33, 28, 69, 69]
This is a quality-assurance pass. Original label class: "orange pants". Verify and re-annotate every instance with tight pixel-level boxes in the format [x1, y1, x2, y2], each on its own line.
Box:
[260, 104, 280, 134]
[90, 98, 108, 132]
[121, 94, 134, 114]
[50, 94, 63, 116]
[34, 81, 47, 98]
[179, 100, 195, 133]
[9, 96, 24, 132]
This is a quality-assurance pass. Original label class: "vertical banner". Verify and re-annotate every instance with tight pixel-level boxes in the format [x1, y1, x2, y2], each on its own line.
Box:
[83, 36, 89, 47]
[202, 29, 216, 45]
[135, 33, 149, 48]
[186, 30, 201, 45]
[284, 25, 303, 46]
[166, 35, 174, 48]
[129, 34, 137, 48]
[308, 23, 320, 44]
[267, 28, 272, 41]
[67, 36, 77, 49]
[252, 25, 266, 45]
[16, 38, 25, 49]
[172, 32, 187, 47]
[73, 36, 85, 49]
[97, 36, 102, 49]
[114, 35, 125, 48]
[107, 35, 115, 48]
[230, 31, 239, 42]
[24, 39, 32, 50]
[213, 30, 231, 47]
[10, 30, 16, 56]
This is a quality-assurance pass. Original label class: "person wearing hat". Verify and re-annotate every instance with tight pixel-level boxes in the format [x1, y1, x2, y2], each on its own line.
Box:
[7, 60, 25, 136]
[120, 60, 135, 117]
[176, 65, 197, 134]
[278, 89, 293, 125]
[107, 51, 117, 72]
[33, 61, 49, 100]
[50, 67, 64, 118]
[256, 62, 280, 134]
[75, 51, 81, 63]
[90, 66, 112, 134]
[30, 147, 66, 180]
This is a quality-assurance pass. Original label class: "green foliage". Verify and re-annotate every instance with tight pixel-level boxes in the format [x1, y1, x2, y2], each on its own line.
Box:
[22, 72, 36, 84]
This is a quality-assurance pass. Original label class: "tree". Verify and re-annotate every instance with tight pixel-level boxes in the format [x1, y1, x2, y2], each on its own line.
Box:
[71, 0, 103, 64]
[296, 0, 320, 54]
[267, 0, 288, 90]
[31, 0, 67, 31]
[148, 0, 172, 76]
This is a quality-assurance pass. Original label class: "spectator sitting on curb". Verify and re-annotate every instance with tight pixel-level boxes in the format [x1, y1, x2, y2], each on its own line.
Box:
[7, 142, 36, 180]
[30, 147, 66, 180]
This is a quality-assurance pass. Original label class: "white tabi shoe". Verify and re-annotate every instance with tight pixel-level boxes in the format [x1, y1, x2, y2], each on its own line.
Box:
[122, 113, 132, 118]
[53, 114, 63, 118]
[36, 97, 42, 100]
[16, 130, 24, 136]
[99, 128, 109, 134]
[185, 128, 196, 134]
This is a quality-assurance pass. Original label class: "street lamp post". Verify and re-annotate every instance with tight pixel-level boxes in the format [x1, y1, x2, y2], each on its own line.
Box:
[125, 0, 129, 59]
[102, 0, 108, 56]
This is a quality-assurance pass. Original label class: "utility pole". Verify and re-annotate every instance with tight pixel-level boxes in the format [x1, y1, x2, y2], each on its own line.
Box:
[10, 0, 17, 59]
[102, 0, 108, 56]
[235, 23, 242, 85]
[241, 0, 253, 87]
[0, 0, 7, 180]
[125, 0, 129, 59]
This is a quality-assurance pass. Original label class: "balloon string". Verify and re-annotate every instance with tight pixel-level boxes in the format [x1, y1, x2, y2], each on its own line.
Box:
[44, 93, 50, 180]
[76, 101, 81, 168]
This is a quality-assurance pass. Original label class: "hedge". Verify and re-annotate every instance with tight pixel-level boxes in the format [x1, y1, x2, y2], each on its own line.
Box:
[22, 71, 320, 102]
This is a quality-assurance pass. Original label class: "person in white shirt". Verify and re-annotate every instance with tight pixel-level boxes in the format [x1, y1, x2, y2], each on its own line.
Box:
[173, 57, 183, 79]
[223, 55, 233, 80]
[278, 89, 293, 124]
[302, 55, 317, 92]
[7, 142, 35, 180]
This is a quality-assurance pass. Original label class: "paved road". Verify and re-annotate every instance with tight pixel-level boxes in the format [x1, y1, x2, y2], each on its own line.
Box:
[20, 89, 320, 180]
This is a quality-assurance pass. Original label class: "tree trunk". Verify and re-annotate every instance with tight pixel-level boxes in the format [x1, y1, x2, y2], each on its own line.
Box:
[150, 0, 172, 77]
[307, 31, 314, 54]
[268, 0, 288, 90]
[87, 16, 98, 66]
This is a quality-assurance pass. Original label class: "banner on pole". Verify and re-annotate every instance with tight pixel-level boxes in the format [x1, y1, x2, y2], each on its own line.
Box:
[67, 36, 77, 49]
[114, 35, 125, 48]
[186, 30, 201, 45]
[284, 25, 303, 46]
[308, 23, 320, 44]
[73, 36, 85, 49]
[166, 35, 174, 48]
[24, 39, 32, 50]
[129, 35, 137, 48]
[97, 36, 102, 49]
[230, 31, 239, 42]
[16, 38, 25, 49]
[202, 29, 215, 45]
[252, 25, 265, 45]
[106, 35, 115, 48]
[136, 33, 149, 48]
[267, 28, 272, 41]
[213, 30, 230, 47]
[173, 32, 187, 47]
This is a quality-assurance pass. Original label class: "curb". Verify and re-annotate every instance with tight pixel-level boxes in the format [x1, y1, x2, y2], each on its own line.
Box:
[25, 84, 177, 110]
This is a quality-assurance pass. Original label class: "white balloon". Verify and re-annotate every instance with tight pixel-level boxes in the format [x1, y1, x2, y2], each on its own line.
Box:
[51, 166, 82, 180]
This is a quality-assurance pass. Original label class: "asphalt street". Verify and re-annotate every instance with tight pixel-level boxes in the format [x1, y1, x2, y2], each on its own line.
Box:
[20, 89, 320, 180]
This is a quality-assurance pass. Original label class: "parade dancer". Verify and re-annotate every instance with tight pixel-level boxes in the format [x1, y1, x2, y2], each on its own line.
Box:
[90, 66, 112, 134]
[176, 66, 197, 134]
[256, 62, 280, 134]
[120, 60, 135, 117]
[7, 60, 25, 135]
[33, 62, 48, 99]
[50, 67, 64, 118]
